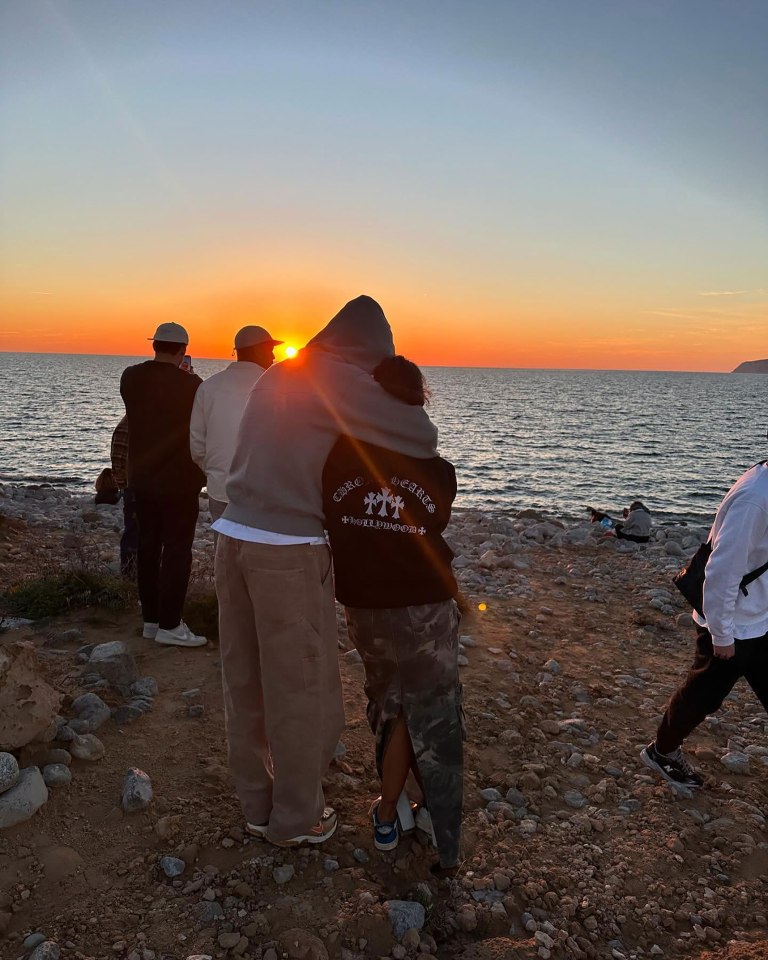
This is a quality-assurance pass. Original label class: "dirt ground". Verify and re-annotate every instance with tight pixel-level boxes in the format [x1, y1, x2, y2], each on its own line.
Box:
[0, 515, 767, 960]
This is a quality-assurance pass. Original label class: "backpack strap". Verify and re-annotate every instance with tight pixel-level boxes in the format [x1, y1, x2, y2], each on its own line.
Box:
[740, 557, 768, 595]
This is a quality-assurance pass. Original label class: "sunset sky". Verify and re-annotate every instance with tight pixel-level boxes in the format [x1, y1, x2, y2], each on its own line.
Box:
[1, 0, 766, 370]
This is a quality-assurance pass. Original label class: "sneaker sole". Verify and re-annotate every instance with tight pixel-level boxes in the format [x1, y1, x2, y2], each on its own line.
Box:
[640, 748, 702, 788]
[271, 820, 337, 847]
[245, 823, 268, 839]
[154, 635, 207, 648]
[374, 833, 400, 851]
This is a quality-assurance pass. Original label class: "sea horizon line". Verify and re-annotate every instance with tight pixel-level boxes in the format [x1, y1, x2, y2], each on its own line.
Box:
[0, 349, 747, 376]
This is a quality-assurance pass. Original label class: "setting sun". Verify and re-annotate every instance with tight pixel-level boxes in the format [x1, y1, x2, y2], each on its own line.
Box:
[283, 345, 298, 359]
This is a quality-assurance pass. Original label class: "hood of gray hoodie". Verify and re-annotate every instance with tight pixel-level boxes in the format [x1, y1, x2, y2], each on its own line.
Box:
[306, 295, 395, 373]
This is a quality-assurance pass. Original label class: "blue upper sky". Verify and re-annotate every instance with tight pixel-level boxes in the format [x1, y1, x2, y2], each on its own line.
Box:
[1, 0, 766, 368]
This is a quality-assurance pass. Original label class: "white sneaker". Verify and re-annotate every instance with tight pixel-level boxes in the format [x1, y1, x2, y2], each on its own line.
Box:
[271, 807, 337, 846]
[143, 622, 159, 639]
[245, 821, 268, 839]
[154, 621, 207, 648]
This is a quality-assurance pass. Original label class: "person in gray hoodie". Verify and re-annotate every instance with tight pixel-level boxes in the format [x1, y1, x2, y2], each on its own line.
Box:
[212, 295, 439, 847]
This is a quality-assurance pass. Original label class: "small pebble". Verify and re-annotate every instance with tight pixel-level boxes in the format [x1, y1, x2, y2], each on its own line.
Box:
[160, 856, 186, 878]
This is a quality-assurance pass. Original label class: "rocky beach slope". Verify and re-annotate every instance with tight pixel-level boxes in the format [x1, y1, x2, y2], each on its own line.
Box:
[0, 484, 766, 960]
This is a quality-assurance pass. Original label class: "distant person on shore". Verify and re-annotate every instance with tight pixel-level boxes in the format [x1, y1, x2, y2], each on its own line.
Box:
[322, 356, 463, 870]
[120, 322, 207, 648]
[587, 501, 652, 543]
[110, 415, 138, 579]
[190, 325, 282, 538]
[213, 295, 438, 848]
[642, 459, 768, 787]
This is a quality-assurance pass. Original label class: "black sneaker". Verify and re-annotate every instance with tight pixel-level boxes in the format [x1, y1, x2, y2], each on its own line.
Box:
[641, 741, 704, 787]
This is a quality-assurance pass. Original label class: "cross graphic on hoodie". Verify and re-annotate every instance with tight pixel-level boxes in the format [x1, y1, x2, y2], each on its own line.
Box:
[375, 487, 394, 517]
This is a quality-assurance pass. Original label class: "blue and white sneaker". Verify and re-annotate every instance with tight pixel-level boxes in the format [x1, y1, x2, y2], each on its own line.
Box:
[371, 799, 400, 851]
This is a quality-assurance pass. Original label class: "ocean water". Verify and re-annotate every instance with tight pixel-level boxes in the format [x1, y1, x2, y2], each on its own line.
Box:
[0, 352, 765, 525]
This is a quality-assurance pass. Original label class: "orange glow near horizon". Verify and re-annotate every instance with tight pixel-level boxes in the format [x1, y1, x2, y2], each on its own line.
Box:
[2, 3, 765, 375]
[0, 281, 765, 372]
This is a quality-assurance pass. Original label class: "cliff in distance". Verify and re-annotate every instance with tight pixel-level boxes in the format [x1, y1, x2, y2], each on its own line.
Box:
[733, 358, 768, 373]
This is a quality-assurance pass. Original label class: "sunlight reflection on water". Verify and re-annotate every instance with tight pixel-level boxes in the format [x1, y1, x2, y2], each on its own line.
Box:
[0, 354, 765, 524]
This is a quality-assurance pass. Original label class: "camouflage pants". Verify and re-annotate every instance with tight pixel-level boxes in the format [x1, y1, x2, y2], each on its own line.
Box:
[345, 600, 464, 868]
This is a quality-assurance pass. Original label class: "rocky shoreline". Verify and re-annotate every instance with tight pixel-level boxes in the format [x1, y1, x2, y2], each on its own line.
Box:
[1, 483, 767, 960]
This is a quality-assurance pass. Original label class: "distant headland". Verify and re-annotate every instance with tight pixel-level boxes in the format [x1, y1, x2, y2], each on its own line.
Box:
[733, 358, 768, 373]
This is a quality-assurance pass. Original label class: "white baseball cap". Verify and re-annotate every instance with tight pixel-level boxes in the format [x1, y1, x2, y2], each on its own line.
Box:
[149, 322, 189, 345]
[234, 325, 283, 349]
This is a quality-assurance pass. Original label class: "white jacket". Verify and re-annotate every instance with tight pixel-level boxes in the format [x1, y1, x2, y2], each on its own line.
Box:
[190, 361, 267, 503]
[695, 462, 768, 646]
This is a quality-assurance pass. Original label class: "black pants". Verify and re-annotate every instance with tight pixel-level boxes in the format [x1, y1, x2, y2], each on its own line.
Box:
[614, 524, 649, 543]
[135, 492, 199, 629]
[656, 627, 768, 754]
[120, 488, 139, 579]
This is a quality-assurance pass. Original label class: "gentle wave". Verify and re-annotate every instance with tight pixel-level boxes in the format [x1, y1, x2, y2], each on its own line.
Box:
[0, 353, 765, 525]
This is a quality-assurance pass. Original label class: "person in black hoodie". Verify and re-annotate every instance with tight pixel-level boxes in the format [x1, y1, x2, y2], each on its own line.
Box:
[322, 356, 463, 870]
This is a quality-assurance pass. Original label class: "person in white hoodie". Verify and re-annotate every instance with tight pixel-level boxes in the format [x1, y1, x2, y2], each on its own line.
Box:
[642, 457, 768, 787]
[190, 325, 283, 530]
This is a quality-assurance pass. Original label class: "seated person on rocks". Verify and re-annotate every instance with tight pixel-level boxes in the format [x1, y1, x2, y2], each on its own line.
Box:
[587, 500, 652, 543]
[322, 356, 463, 871]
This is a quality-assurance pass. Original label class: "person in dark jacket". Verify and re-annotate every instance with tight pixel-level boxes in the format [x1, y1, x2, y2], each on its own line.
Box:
[322, 356, 463, 870]
[110, 415, 138, 578]
[120, 322, 206, 648]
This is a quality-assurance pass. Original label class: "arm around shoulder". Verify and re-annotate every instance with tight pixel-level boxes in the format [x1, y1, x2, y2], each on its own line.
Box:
[335, 370, 439, 458]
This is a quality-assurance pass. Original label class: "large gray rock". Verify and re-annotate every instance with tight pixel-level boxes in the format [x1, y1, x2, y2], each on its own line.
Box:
[66, 719, 91, 735]
[479, 787, 502, 802]
[272, 864, 295, 885]
[87, 641, 138, 694]
[0, 767, 49, 829]
[70, 734, 105, 762]
[30, 942, 61, 960]
[563, 789, 587, 809]
[131, 676, 158, 698]
[23, 933, 47, 950]
[42, 764, 72, 787]
[122, 767, 153, 812]
[160, 856, 186, 878]
[70, 692, 111, 731]
[385, 900, 426, 940]
[112, 704, 144, 725]
[55, 724, 76, 743]
[505, 787, 527, 809]
[0, 752, 19, 794]
[195, 901, 224, 923]
[721, 751, 750, 774]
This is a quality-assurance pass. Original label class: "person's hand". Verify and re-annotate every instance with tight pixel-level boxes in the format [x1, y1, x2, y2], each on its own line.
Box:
[713, 643, 735, 659]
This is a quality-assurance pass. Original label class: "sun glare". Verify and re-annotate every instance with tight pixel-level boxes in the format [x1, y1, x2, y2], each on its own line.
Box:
[284, 345, 298, 359]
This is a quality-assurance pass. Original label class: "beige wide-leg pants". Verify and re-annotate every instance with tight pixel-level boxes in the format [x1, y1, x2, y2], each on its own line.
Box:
[215, 535, 345, 841]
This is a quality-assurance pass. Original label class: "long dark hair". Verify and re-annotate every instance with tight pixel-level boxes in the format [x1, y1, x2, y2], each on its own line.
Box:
[373, 355, 430, 406]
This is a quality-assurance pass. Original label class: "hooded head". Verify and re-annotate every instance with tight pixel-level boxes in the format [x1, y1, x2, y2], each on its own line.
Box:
[306, 295, 395, 373]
